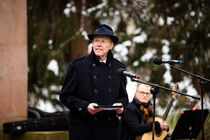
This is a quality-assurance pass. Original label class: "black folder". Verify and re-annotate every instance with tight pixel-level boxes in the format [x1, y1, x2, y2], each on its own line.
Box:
[171, 109, 209, 139]
[94, 105, 123, 110]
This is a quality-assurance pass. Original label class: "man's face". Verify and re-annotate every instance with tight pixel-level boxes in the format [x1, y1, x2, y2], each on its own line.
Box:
[92, 36, 114, 61]
[135, 84, 151, 103]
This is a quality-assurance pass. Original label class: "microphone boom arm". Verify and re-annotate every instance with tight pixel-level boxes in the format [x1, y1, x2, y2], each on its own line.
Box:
[131, 78, 200, 100]
[169, 65, 210, 83]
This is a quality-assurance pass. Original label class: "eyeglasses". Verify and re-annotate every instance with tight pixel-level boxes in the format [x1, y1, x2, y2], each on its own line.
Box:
[136, 91, 150, 96]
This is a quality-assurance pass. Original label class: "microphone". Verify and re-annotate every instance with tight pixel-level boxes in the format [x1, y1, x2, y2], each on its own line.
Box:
[117, 68, 140, 79]
[153, 57, 183, 65]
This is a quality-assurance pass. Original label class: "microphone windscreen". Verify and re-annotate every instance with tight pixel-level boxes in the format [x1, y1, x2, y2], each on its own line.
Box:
[153, 57, 162, 65]
[117, 68, 125, 76]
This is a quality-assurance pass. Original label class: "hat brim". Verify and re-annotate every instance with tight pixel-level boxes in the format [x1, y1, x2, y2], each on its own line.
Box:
[88, 34, 119, 44]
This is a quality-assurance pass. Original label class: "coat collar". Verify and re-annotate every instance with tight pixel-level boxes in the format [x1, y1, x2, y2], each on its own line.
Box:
[89, 49, 113, 66]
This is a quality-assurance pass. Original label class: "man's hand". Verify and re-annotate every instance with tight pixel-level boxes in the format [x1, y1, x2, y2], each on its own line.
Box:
[157, 119, 168, 130]
[87, 103, 103, 115]
[113, 103, 124, 114]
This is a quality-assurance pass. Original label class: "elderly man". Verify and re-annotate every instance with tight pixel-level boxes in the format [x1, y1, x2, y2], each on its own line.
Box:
[120, 84, 168, 140]
[60, 24, 128, 140]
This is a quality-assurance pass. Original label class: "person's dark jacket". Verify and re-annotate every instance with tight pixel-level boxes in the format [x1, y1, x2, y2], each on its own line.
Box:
[60, 50, 128, 140]
[120, 99, 161, 140]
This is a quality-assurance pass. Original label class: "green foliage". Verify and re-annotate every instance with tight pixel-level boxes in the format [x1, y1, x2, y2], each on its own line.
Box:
[114, 0, 210, 109]
[27, 0, 79, 110]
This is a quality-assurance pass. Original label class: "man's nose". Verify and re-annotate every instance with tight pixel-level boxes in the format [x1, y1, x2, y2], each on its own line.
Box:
[97, 41, 103, 45]
[96, 42, 102, 46]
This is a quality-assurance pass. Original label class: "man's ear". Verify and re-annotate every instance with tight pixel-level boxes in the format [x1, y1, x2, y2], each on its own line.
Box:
[110, 42, 114, 50]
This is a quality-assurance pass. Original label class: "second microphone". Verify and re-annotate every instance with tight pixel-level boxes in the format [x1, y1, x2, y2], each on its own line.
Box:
[117, 68, 140, 79]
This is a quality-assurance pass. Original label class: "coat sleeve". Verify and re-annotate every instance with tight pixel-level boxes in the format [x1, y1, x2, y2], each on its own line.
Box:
[116, 75, 128, 107]
[59, 62, 89, 116]
[122, 104, 160, 136]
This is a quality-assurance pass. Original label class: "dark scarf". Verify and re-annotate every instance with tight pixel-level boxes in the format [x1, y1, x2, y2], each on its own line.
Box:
[133, 98, 153, 123]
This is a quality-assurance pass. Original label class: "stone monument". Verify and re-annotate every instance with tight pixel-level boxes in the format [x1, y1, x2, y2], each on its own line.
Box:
[0, 0, 27, 129]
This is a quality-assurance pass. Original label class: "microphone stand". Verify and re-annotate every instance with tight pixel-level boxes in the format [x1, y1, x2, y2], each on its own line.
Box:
[150, 85, 159, 140]
[169, 64, 210, 140]
[130, 78, 200, 140]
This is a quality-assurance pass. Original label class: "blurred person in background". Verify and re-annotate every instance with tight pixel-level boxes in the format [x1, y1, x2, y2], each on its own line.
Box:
[120, 83, 169, 140]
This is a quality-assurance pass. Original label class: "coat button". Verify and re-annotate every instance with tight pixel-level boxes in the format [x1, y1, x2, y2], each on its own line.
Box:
[78, 108, 82, 111]
[94, 89, 98, 93]
[108, 88, 112, 93]
[108, 75, 112, 80]
[93, 75, 97, 80]
[108, 63, 111, 67]
[108, 117, 111, 120]
[92, 63, 96, 67]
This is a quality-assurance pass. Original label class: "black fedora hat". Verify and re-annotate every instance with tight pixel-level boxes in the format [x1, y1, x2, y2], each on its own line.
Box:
[88, 24, 119, 44]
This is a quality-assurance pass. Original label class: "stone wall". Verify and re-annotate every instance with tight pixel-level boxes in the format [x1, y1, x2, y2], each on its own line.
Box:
[0, 0, 27, 129]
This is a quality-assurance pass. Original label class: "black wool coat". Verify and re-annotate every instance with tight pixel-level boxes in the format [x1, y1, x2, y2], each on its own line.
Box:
[120, 100, 161, 140]
[60, 50, 128, 140]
